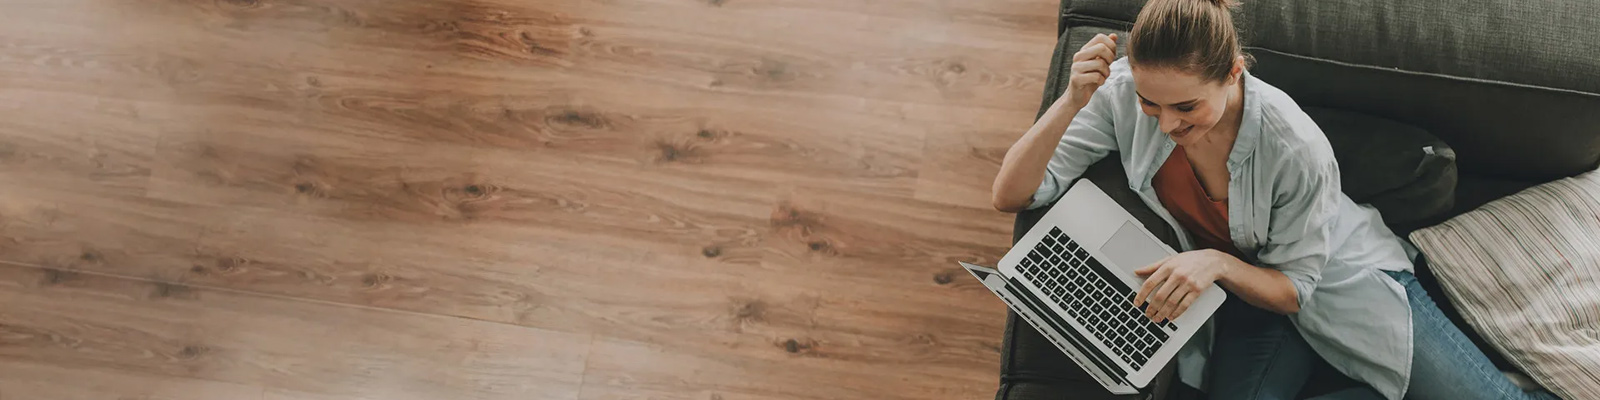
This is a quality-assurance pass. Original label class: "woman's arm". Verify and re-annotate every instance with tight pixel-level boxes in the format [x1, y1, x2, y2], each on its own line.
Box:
[992, 34, 1120, 212]
[1216, 257, 1301, 313]
[992, 97, 1090, 211]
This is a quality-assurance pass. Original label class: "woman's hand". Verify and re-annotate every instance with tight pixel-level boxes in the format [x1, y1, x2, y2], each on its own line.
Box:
[1063, 33, 1118, 110]
[1132, 249, 1233, 323]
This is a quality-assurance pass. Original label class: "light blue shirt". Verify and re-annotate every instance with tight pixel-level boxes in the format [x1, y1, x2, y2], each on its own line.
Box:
[1030, 59, 1418, 399]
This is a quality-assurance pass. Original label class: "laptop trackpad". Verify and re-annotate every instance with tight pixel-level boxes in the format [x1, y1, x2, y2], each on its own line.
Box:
[1098, 221, 1167, 271]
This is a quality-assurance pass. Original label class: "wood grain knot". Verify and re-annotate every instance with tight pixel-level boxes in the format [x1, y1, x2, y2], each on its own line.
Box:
[545, 109, 609, 130]
[446, 182, 499, 201]
[752, 59, 794, 82]
[692, 128, 730, 142]
[217, 0, 261, 9]
[658, 146, 681, 162]
[151, 281, 195, 299]
[707, 0, 727, 6]
[780, 338, 815, 354]
[729, 298, 767, 324]
[430, 20, 461, 33]
[361, 272, 391, 288]
[518, 31, 561, 56]
[292, 181, 327, 198]
[654, 141, 704, 163]
[40, 269, 78, 286]
[933, 271, 954, 285]
[79, 250, 100, 262]
[215, 257, 248, 272]
[702, 246, 722, 258]
[947, 62, 966, 74]
[770, 203, 822, 232]
[176, 345, 208, 360]
[807, 241, 830, 252]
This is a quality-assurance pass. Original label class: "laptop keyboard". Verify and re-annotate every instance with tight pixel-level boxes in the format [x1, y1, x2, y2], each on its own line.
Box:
[1016, 227, 1176, 369]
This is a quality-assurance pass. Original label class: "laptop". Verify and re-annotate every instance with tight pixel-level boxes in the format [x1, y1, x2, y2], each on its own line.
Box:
[960, 179, 1225, 394]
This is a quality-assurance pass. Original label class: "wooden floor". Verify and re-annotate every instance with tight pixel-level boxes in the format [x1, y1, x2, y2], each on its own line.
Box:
[0, 0, 1057, 398]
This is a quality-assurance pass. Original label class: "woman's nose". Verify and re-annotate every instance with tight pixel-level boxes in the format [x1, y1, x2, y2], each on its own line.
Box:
[1158, 112, 1183, 134]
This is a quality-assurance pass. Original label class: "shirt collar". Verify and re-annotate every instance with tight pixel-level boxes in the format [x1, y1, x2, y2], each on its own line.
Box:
[1227, 70, 1264, 170]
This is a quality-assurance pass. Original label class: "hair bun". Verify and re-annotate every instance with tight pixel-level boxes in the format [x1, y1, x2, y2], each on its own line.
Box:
[1209, 0, 1238, 7]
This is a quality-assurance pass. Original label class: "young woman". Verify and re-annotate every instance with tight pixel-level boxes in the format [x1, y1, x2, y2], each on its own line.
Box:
[990, 0, 1558, 399]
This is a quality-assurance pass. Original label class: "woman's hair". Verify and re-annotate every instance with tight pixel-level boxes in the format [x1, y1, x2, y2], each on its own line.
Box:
[1128, 0, 1248, 83]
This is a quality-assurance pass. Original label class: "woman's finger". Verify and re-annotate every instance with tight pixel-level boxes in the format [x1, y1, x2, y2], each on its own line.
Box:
[1090, 42, 1116, 65]
[1168, 290, 1199, 322]
[1071, 47, 1095, 62]
[1072, 43, 1115, 66]
[1089, 33, 1112, 48]
[1070, 59, 1110, 78]
[1088, 33, 1116, 51]
[1092, 35, 1118, 56]
[1134, 255, 1172, 277]
[1132, 264, 1171, 306]
[1146, 277, 1183, 320]
[1154, 283, 1188, 322]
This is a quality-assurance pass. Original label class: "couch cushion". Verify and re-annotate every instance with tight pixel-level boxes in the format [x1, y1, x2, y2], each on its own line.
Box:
[1237, 0, 1600, 94]
[1303, 107, 1457, 228]
[1408, 170, 1600, 400]
[1246, 48, 1600, 183]
[1063, 0, 1141, 23]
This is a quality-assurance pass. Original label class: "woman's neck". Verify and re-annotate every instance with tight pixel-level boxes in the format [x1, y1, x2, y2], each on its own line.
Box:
[1189, 80, 1246, 158]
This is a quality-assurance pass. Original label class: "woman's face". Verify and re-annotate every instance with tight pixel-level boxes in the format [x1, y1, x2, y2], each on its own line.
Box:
[1130, 64, 1240, 147]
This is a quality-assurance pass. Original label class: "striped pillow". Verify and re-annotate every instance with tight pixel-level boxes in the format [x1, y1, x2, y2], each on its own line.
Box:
[1409, 170, 1600, 399]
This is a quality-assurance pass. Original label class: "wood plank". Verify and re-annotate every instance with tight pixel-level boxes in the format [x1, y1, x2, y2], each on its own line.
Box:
[0, 361, 266, 400]
[763, 184, 1012, 286]
[0, 0, 1052, 111]
[0, 91, 162, 196]
[0, 263, 591, 400]
[911, 115, 1031, 208]
[579, 334, 997, 400]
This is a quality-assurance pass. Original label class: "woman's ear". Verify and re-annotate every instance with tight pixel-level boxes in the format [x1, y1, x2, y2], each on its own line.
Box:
[1229, 55, 1246, 84]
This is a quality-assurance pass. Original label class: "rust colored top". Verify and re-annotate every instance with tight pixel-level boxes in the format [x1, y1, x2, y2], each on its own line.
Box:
[1151, 145, 1245, 259]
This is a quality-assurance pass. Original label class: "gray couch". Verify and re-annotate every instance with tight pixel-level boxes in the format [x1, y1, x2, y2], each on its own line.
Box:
[997, 0, 1600, 399]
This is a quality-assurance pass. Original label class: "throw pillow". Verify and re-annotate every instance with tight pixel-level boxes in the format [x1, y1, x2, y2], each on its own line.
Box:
[1408, 170, 1600, 400]
[1304, 107, 1458, 228]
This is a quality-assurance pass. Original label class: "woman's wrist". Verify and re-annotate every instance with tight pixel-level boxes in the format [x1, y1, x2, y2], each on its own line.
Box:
[1055, 92, 1088, 112]
[1208, 249, 1244, 286]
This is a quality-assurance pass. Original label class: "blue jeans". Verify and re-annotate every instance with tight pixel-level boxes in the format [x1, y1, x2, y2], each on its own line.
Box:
[1206, 270, 1560, 400]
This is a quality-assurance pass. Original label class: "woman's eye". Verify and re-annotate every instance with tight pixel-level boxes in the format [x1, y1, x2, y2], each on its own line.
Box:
[1176, 106, 1195, 112]
[1141, 100, 1157, 107]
